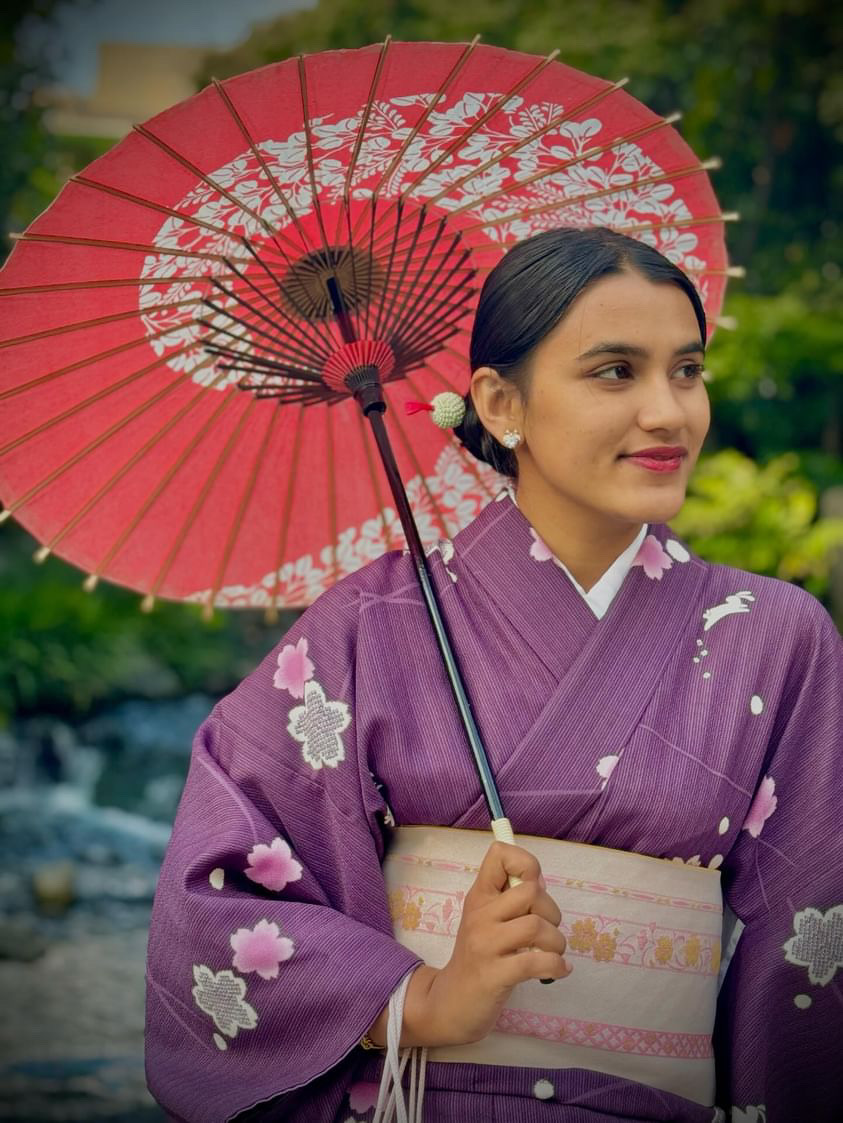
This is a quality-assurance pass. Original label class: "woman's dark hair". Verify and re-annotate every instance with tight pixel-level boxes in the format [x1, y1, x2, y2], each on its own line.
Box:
[454, 227, 708, 477]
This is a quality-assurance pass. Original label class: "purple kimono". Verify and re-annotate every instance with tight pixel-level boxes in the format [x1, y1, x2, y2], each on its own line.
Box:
[145, 493, 843, 1122]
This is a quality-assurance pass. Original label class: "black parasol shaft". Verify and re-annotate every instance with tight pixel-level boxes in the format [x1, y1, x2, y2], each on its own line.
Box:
[326, 275, 506, 823]
[359, 387, 506, 823]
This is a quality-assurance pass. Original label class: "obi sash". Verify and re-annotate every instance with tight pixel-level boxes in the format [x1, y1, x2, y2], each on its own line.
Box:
[383, 826, 722, 1106]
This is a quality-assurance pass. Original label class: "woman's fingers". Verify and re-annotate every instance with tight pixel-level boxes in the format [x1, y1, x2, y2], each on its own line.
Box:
[430, 840, 574, 1045]
[500, 946, 573, 987]
[491, 878, 562, 927]
[489, 913, 568, 960]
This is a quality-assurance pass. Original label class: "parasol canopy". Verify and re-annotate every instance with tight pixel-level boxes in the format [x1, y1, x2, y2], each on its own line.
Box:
[0, 39, 733, 613]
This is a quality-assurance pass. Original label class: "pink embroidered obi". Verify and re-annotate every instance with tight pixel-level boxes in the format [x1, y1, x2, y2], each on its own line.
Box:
[383, 826, 722, 1106]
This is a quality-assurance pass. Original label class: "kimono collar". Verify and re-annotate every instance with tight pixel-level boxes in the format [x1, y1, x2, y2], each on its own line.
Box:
[509, 493, 647, 620]
[452, 489, 694, 675]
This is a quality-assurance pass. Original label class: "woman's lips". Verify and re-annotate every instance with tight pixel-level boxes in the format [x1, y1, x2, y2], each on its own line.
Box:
[622, 447, 686, 473]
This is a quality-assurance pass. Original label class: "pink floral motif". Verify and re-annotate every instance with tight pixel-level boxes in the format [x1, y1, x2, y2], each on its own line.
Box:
[529, 528, 554, 562]
[742, 776, 777, 838]
[245, 837, 303, 892]
[230, 918, 294, 980]
[632, 534, 674, 580]
[273, 637, 314, 698]
[348, 1082, 379, 1111]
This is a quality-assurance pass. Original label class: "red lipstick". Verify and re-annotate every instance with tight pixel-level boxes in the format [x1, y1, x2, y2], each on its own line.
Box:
[623, 446, 687, 473]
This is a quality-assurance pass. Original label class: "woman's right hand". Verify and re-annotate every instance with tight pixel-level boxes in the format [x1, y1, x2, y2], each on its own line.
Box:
[368, 841, 572, 1049]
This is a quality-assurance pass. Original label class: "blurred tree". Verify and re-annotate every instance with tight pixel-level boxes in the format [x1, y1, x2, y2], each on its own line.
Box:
[0, 520, 289, 725]
[0, 1, 64, 238]
[705, 289, 843, 470]
[673, 449, 843, 595]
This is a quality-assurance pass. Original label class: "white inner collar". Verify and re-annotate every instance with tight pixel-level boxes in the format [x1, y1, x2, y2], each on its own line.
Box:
[553, 523, 648, 619]
[508, 489, 647, 619]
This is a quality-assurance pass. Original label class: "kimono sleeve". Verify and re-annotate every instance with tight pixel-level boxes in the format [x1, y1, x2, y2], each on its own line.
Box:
[144, 578, 421, 1123]
[714, 597, 843, 1121]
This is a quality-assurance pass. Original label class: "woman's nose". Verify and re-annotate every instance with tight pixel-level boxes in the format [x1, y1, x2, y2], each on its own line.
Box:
[636, 378, 686, 432]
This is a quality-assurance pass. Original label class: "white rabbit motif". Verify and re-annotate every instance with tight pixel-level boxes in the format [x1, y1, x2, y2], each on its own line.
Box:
[702, 591, 756, 632]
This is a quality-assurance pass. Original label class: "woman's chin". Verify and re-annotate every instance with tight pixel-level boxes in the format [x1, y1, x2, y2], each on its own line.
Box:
[623, 486, 687, 526]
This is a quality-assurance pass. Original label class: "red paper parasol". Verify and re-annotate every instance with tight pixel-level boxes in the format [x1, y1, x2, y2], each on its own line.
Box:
[0, 38, 733, 616]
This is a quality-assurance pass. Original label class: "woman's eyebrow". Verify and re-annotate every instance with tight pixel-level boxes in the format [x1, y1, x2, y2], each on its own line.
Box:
[576, 340, 705, 360]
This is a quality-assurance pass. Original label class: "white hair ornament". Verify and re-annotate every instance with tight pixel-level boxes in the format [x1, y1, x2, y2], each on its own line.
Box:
[404, 392, 466, 429]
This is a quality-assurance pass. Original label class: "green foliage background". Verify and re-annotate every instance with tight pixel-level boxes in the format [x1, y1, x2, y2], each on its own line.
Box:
[1, 0, 840, 724]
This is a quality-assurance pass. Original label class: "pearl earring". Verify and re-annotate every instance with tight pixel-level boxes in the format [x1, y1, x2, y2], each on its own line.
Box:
[502, 429, 522, 450]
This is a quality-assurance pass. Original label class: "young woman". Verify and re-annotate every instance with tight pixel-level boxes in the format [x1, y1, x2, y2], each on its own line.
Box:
[145, 228, 842, 1122]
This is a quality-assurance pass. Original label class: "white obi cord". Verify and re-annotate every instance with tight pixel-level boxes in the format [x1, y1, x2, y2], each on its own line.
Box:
[372, 971, 428, 1123]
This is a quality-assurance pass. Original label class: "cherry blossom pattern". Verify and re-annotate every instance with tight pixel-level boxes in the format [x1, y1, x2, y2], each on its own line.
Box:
[742, 776, 777, 839]
[783, 905, 843, 986]
[273, 637, 315, 699]
[245, 837, 303, 892]
[230, 918, 295, 980]
[529, 528, 554, 563]
[631, 534, 673, 580]
[348, 1081, 379, 1112]
[141, 92, 713, 391]
[288, 681, 351, 771]
[185, 449, 502, 610]
[192, 965, 258, 1038]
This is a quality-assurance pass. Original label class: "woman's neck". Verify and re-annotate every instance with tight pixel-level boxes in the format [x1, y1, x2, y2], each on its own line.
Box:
[513, 486, 644, 592]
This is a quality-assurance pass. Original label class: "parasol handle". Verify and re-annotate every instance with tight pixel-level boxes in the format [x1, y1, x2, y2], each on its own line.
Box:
[491, 815, 522, 888]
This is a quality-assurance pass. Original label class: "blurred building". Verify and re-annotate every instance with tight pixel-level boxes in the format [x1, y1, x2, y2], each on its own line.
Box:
[44, 42, 208, 139]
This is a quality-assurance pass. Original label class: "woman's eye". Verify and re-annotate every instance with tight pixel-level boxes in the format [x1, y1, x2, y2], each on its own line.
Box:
[595, 364, 631, 381]
[675, 362, 705, 380]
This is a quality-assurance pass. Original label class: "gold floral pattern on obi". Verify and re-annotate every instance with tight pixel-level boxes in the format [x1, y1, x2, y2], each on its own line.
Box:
[655, 936, 674, 964]
[683, 935, 701, 967]
[388, 885, 720, 974]
[569, 918, 619, 962]
[388, 886, 448, 932]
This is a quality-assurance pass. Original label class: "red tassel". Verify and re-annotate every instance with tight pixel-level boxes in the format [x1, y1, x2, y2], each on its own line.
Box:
[404, 400, 434, 415]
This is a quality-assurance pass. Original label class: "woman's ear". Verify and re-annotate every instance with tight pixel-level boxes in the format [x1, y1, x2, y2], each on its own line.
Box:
[470, 366, 523, 442]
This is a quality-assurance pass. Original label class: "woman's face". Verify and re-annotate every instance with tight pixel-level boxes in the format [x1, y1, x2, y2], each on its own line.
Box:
[474, 269, 710, 530]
